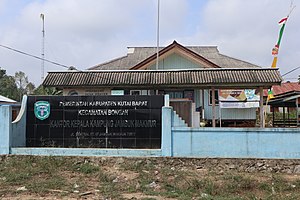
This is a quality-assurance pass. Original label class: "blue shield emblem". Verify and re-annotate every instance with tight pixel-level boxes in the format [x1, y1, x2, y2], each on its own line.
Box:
[34, 101, 50, 120]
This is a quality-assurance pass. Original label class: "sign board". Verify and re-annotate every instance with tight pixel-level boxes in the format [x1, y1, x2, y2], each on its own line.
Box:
[219, 89, 260, 102]
[26, 95, 164, 149]
[219, 89, 260, 108]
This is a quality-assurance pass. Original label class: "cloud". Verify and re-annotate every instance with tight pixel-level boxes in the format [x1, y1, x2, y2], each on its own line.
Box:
[0, 0, 299, 85]
[188, 0, 300, 79]
[0, 0, 155, 84]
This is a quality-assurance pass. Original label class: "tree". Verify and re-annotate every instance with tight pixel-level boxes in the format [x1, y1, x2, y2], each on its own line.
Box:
[14, 71, 35, 100]
[0, 68, 6, 78]
[26, 82, 36, 95]
[33, 85, 62, 95]
[0, 68, 19, 101]
[14, 71, 28, 100]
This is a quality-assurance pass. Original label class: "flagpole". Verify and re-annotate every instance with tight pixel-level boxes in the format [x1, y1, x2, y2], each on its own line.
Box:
[271, 3, 295, 68]
[268, 2, 296, 126]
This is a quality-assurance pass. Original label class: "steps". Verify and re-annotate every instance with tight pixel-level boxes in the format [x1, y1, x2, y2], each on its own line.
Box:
[172, 110, 188, 127]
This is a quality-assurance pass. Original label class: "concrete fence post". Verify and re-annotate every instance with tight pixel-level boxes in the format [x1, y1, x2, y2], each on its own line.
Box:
[161, 106, 172, 156]
[12, 95, 27, 147]
[0, 106, 12, 155]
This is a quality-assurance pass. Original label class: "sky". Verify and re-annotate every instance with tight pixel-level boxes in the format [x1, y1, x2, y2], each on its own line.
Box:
[0, 0, 299, 86]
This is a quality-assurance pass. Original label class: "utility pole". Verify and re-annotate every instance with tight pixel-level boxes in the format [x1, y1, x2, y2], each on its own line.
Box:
[156, 0, 160, 70]
[155, 0, 160, 95]
[40, 13, 45, 82]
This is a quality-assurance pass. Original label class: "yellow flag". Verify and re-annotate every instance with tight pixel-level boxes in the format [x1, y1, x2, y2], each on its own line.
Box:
[271, 57, 278, 68]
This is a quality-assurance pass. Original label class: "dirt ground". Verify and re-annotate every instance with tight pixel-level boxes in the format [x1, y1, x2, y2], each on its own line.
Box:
[1, 156, 300, 199]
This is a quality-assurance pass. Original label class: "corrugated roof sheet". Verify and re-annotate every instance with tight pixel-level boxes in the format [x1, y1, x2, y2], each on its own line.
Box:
[43, 68, 282, 89]
[263, 82, 300, 96]
[89, 42, 261, 70]
[0, 95, 17, 103]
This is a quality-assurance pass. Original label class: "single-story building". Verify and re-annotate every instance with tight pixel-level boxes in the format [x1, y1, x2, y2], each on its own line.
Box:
[265, 82, 300, 127]
[43, 41, 282, 127]
[0, 94, 20, 120]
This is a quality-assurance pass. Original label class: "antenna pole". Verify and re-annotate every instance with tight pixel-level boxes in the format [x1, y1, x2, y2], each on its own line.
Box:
[40, 13, 45, 81]
[156, 0, 160, 70]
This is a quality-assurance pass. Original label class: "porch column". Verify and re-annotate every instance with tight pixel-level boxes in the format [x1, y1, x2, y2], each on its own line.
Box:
[202, 89, 205, 120]
[297, 98, 299, 126]
[259, 87, 265, 128]
[212, 87, 216, 127]
[283, 107, 286, 127]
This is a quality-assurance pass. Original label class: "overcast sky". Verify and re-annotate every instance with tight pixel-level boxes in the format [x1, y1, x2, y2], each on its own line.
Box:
[0, 0, 299, 85]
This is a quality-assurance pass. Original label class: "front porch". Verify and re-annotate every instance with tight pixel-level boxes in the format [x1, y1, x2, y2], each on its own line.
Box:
[43, 68, 282, 128]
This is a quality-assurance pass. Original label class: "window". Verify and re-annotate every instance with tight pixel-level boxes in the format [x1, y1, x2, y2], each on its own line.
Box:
[184, 90, 194, 101]
[85, 89, 108, 96]
[163, 90, 194, 101]
[209, 89, 219, 105]
[130, 90, 141, 95]
[68, 90, 78, 96]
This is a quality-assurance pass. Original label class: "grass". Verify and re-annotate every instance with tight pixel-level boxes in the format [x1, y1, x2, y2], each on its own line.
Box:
[1, 156, 300, 199]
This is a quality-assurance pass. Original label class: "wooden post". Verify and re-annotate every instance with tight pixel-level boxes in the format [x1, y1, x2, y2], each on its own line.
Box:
[212, 87, 216, 127]
[297, 98, 299, 127]
[272, 106, 275, 126]
[296, 97, 299, 127]
[283, 107, 286, 127]
[259, 87, 264, 128]
[202, 89, 205, 120]
[288, 107, 290, 121]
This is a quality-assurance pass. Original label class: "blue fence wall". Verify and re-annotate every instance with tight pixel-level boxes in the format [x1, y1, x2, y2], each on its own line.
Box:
[171, 127, 300, 159]
[1, 103, 300, 159]
[162, 106, 300, 159]
[0, 106, 12, 154]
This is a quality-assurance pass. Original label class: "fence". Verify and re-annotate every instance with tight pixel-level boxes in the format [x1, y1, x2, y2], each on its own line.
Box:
[1, 102, 300, 159]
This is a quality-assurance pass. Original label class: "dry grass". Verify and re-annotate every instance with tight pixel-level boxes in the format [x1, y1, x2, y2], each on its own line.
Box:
[1, 156, 300, 199]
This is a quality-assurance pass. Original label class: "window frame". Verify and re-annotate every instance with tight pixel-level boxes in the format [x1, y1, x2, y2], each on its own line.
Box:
[208, 89, 219, 106]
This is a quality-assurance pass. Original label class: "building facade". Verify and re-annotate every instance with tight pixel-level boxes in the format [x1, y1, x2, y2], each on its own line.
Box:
[43, 41, 282, 127]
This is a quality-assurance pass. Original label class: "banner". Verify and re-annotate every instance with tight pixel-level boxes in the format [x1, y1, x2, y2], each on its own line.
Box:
[219, 89, 260, 102]
[219, 89, 260, 108]
[219, 102, 259, 108]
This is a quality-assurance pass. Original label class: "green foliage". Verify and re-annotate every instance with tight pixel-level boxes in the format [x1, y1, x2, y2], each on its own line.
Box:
[14, 71, 35, 100]
[0, 68, 19, 101]
[73, 163, 100, 174]
[0, 68, 6, 78]
[33, 85, 62, 95]
[26, 175, 67, 193]
[273, 110, 298, 119]
[223, 173, 255, 194]
[0, 68, 36, 101]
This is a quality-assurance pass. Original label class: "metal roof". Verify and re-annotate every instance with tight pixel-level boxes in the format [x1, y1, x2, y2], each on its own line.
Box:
[89, 41, 261, 70]
[43, 68, 282, 89]
[0, 95, 17, 103]
[268, 91, 300, 107]
[263, 82, 300, 97]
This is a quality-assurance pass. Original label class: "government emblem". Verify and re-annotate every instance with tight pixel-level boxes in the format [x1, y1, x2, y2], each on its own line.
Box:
[34, 101, 50, 120]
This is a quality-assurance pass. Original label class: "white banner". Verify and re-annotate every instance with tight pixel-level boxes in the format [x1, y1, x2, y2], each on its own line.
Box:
[220, 102, 259, 108]
[219, 89, 260, 102]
